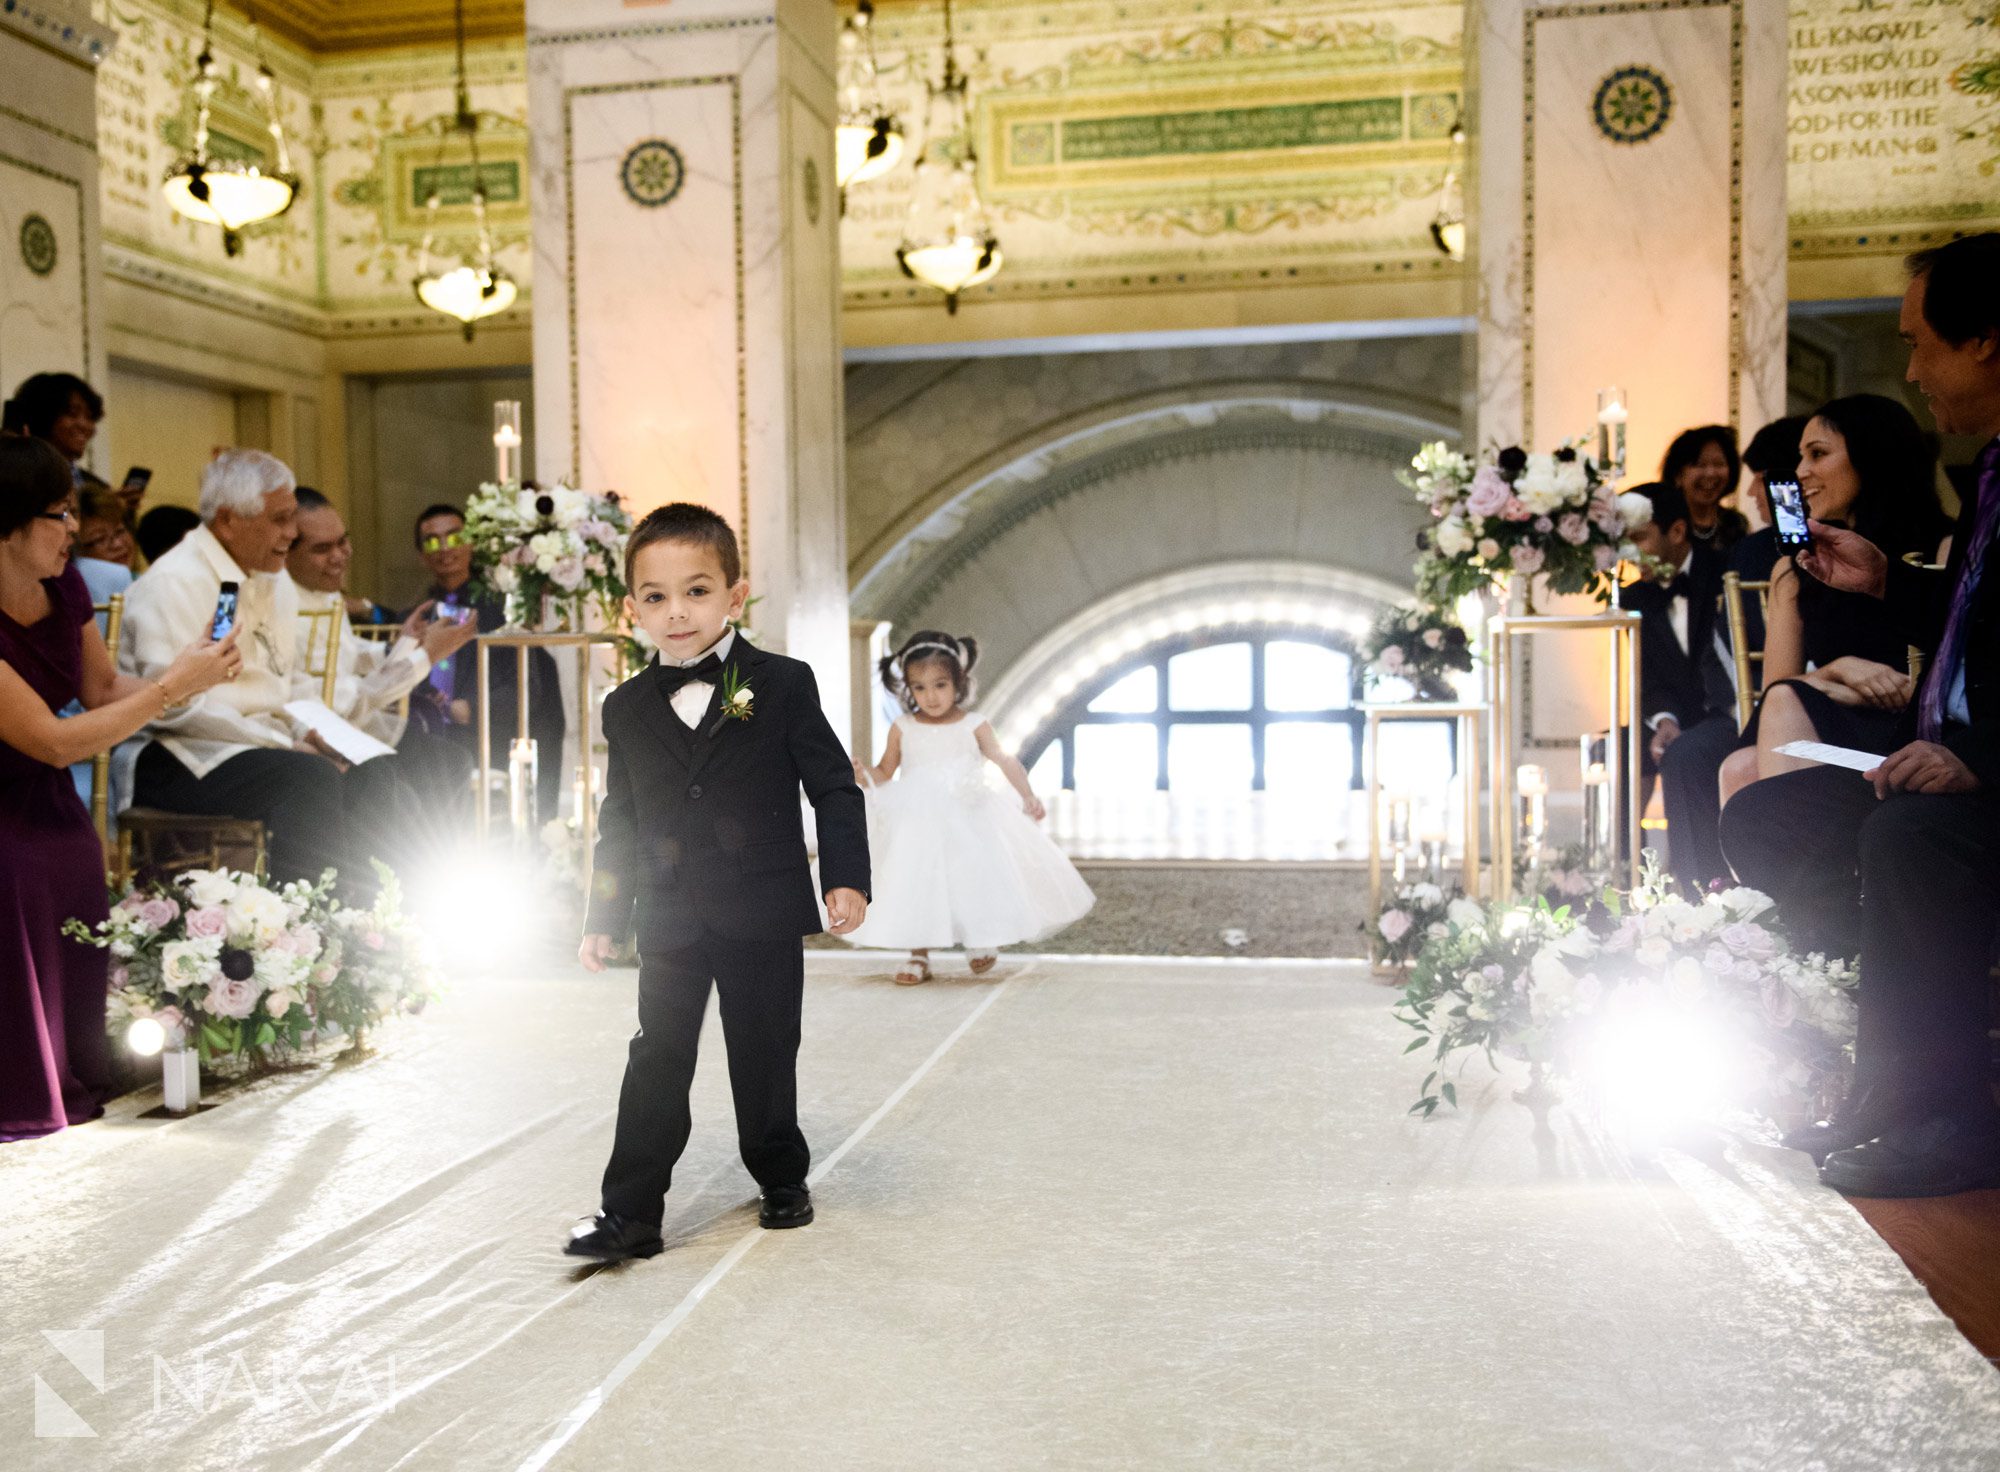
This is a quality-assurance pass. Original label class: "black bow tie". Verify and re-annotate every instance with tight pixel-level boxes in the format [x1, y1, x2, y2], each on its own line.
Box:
[1665, 573, 1693, 600]
[658, 653, 724, 696]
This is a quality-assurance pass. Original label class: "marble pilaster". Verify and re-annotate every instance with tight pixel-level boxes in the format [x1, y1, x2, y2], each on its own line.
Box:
[526, 0, 851, 734]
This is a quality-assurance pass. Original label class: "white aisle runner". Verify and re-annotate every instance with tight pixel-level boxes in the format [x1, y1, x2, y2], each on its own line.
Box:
[3, 954, 1997, 1470]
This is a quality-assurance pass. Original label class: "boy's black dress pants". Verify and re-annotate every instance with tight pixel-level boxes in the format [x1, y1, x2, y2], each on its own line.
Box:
[600, 926, 810, 1226]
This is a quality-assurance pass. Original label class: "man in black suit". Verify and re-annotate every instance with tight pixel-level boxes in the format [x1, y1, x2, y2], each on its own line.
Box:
[1625, 480, 1740, 890]
[1722, 233, 2000, 1197]
[565, 503, 870, 1262]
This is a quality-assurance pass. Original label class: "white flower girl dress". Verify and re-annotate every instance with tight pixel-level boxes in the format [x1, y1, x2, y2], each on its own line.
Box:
[843, 714, 1094, 952]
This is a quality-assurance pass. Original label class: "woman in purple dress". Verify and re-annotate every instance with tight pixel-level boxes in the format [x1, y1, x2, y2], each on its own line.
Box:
[0, 437, 239, 1141]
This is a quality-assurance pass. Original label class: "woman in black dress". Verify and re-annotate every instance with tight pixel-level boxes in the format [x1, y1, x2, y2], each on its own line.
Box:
[1721, 395, 1950, 801]
[0, 437, 239, 1141]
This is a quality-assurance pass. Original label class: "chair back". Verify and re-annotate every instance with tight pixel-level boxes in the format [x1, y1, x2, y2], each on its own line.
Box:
[1720, 572, 1770, 731]
[348, 623, 411, 721]
[90, 594, 125, 854]
[1903, 554, 1946, 683]
[295, 605, 343, 707]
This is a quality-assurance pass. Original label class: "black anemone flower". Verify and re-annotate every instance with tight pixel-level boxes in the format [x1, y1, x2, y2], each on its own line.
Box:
[1497, 446, 1528, 477]
[219, 946, 255, 982]
[1554, 446, 1578, 463]
[534, 494, 556, 518]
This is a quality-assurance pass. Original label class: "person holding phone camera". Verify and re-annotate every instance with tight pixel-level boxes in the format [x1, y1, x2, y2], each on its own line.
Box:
[118, 449, 423, 890]
[1721, 234, 2000, 1197]
[0, 437, 240, 1142]
[1718, 395, 1951, 804]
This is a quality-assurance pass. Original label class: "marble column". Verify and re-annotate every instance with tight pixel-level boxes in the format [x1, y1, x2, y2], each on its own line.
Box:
[0, 2, 116, 459]
[1472, 0, 1785, 782]
[526, 0, 850, 735]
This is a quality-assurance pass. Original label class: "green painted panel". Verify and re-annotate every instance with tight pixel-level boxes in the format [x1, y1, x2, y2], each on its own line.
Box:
[1059, 96, 1406, 162]
[410, 160, 523, 209]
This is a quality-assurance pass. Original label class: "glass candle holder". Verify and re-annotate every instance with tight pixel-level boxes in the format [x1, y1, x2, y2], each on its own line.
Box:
[1596, 387, 1628, 478]
[1579, 733, 1612, 878]
[1516, 763, 1548, 873]
[508, 736, 539, 845]
[493, 399, 523, 485]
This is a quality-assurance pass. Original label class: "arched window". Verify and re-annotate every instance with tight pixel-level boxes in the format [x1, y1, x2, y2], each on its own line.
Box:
[1021, 629, 1370, 802]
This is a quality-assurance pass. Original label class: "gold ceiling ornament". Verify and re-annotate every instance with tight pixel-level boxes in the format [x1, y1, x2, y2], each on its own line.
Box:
[161, 0, 300, 257]
[1429, 112, 1467, 263]
[836, 0, 905, 203]
[895, 0, 1001, 313]
[224, 0, 522, 55]
[411, 0, 517, 339]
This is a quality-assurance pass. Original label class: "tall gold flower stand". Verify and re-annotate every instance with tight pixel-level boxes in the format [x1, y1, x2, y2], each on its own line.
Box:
[1362, 701, 1486, 975]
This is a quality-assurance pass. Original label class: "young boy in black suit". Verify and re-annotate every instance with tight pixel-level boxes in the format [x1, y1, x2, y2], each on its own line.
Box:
[565, 504, 870, 1262]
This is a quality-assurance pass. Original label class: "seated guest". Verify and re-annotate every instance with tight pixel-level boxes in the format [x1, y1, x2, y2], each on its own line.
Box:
[1661, 424, 1748, 554]
[286, 488, 478, 816]
[119, 449, 424, 888]
[1722, 233, 2000, 1196]
[1627, 480, 1739, 890]
[136, 504, 200, 567]
[409, 502, 564, 822]
[72, 485, 136, 607]
[0, 437, 239, 1140]
[294, 486, 391, 626]
[10, 371, 109, 494]
[1719, 394, 1951, 803]
[1725, 414, 1813, 655]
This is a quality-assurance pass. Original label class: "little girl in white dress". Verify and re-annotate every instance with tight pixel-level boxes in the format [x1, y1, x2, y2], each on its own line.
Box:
[846, 630, 1094, 983]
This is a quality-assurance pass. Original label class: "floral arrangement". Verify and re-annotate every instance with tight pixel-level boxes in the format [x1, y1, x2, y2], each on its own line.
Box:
[1396, 863, 1857, 1123]
[1370, 879, 1458, 968]
[1401, 439, 1653, 606]
[1356, 607, 1474, 702]
[73, 866, 438, 1068]
[463, 481, 631, 630]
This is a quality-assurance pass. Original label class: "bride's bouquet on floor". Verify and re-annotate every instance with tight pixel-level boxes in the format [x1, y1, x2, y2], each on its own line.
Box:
[463, 481, 631, 629]
[1396, 860, 1857, 1125]
[1401, 439, 1652, 606]
[73, 865, 440, 1069]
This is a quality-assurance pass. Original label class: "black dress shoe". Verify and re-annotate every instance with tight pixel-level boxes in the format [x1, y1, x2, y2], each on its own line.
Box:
[759, 1184, 814, 1229]
[1781, 1083, 1906, 1164]
[563, 1211, 665, 1262]
[1820, 1108, 2000, 1199]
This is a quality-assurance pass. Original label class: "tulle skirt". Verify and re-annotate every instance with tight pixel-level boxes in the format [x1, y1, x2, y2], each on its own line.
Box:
[843, 773, 1095, 951]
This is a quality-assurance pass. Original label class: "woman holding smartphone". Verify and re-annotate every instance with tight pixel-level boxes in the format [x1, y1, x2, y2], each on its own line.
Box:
[0, 438, 239, 1142]
[1721, 394, 1952, 799]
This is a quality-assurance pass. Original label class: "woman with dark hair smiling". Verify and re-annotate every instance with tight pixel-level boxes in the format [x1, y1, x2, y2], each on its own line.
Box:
[0, 437, 238, 1141]
[1720, 394, 1952, 800]
[1660, 424, 1747, 552]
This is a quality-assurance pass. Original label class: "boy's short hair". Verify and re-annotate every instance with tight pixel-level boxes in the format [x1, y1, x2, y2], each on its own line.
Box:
[625, 502, 742, 588]
[1633, 479, 1688, 534]
[413, 502, 462, 549]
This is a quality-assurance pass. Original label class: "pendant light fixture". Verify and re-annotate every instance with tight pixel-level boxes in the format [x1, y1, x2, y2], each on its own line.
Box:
[1429, 114, 1468, 263]
[161, 0, 299, 256]
[412, 0, 517, 339]
[895, 0, 1001, 313]
[836, 1, 905, 204]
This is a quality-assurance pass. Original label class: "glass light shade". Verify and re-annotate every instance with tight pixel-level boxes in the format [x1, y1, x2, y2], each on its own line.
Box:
[897, 234, 1002, 296]
[415, 264, 518, 325]
[1430, 215, 1466, 261]
[836, 118, 905, 188]
[162, 162, 296, 232]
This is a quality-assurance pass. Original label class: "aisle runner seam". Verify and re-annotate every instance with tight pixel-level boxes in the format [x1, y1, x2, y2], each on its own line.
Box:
[515, 970, 1025, 1472]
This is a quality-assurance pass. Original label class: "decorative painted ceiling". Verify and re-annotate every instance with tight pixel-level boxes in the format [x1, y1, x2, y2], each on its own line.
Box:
[220, 0, 521, 54]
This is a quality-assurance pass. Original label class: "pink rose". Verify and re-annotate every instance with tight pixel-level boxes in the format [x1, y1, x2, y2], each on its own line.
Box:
[1379, 909, 1413, 944]
[1720, 921, 1775, 959]
[185, 907, 229, 940]
[1761, 976, 1798, 1029]
[1589, 493, 1623, 534]
[110, 963, 130, 988]
[1593, 544, 1620, 572]
[1557, 513, 1590, 545]
[115, 892, 146, 916]
[1465, 466, 1512, 518]
[203, 973, 259, 1020]
[138, 897, 180, 931]
[1534, 515, 1553, 534]
[1379, 644, 1406, 672]
[363, 931, 386, 951]
[1509, 544, 1545, 574]
[1501, 497, 1532, 522]
[1476, 537, 1502, 562]
[155, 1004, 185, 1035]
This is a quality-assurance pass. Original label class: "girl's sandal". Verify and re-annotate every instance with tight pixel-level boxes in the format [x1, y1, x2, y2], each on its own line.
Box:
[968, 952, 999, 976]
[894, 955, 932, 986]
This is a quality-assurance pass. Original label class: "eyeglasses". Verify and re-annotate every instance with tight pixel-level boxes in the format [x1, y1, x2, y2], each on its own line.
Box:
[420, 531, 469, 553]
[37, 508, 78, 527]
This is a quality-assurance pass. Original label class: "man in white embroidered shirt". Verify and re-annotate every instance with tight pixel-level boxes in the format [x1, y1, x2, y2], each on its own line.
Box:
[118, 450, 425, 888]
[286, 488, 477, 821]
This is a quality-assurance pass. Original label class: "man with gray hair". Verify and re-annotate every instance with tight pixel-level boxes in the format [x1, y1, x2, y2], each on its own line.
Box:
[119, 448, 418, 886]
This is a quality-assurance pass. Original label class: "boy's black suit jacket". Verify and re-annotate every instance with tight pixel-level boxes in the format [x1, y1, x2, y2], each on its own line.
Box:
[585, 637, 870, 952]
[1627, 543, 1733, 729]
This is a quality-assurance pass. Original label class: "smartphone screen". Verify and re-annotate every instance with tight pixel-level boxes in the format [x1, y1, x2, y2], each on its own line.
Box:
[120, 467, 153, 495]
[210, 582, 239, 641]
[1768, 479, 1811, 551]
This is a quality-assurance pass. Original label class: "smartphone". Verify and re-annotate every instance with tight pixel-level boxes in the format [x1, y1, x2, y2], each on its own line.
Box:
[119, 466, 153, 496]
[210, 581, 239, 641]
[1768, 479, 1811, 552]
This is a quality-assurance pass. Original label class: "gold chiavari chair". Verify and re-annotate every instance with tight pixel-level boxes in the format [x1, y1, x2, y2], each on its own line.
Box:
[1902, 553, 1946, 683]
[295, 605, 343, 707]
[349, 622, 411, 722]
[89, 593, 124, 857]
[1720, 572, 1771, 731]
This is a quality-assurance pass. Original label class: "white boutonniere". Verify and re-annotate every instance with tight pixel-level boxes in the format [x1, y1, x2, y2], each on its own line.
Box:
[706, 667, 754, 736]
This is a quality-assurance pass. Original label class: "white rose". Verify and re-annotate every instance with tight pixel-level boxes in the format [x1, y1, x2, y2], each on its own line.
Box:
[492, 564, 520, 593]
[1410, 882, 1444, 908]
[1716, 886, 1775, 922]
[265, 987, 301, 1018]
[160, 940, 214, 989]
[1446, 898, 1484, 930]
[1435, 518, 1474, 557]
[1616, 491, 1655, 533]
[228, 886, 291, 942]
[1635, 933, 1673, 968]
[181, 869, 239, 910]
[1553, 458, 1589, 503]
